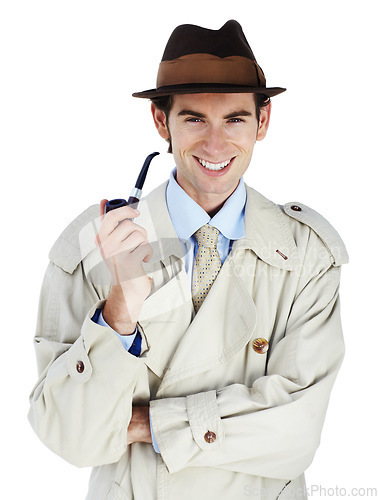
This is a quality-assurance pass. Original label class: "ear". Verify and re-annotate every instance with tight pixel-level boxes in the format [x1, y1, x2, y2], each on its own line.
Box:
[256, 101, 272, 141]
[151, 103, 170, 140]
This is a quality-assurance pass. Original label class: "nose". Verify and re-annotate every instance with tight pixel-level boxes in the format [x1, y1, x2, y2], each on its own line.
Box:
[201, 124, 229, 158]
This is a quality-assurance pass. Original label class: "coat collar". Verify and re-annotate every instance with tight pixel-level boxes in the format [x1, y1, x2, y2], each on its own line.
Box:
[139, 181, 299, 272]
[232, 185, 299, 271]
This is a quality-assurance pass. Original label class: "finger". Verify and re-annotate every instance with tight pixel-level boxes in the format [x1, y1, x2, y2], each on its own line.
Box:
[114, 250, 151, 282]
[98, 220, 148, 252]
[100, 199, 108, 219]
[101, 206, 140, 236]
[142, 244, 154, 263]
[118, 230, 148, 254]
[97, 213, 139, 246]
[131, 240, 154, 264]
[112, 239, 153, 270]
[143, 253, 153, 263]
[100, 229, 149, 261]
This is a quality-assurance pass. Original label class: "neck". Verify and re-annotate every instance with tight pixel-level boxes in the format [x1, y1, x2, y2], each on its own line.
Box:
[189, 185, 240, 217]
[180, 189, 227, 217]
[201, 198, 226, 218]
[174, 174, 239, 217]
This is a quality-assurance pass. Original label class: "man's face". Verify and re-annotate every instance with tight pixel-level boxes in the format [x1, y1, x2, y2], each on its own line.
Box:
[152, 93, 271, 213]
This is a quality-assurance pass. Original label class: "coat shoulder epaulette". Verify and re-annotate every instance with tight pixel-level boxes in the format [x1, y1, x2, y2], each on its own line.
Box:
[48, 204, 100, 274]
[283, 202, 349, 266]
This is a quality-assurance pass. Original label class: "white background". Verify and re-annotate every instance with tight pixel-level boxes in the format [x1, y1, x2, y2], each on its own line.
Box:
[1, 0, 377, 498]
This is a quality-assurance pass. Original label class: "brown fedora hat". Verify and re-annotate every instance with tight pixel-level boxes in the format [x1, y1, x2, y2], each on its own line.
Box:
[132, 20, 286, 99]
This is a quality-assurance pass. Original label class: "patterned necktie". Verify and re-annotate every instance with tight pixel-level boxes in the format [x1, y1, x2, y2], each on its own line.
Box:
[192, 224, 222, 312]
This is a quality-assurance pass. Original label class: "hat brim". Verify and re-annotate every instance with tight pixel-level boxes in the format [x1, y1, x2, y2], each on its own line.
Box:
[132, 83, 286, 99]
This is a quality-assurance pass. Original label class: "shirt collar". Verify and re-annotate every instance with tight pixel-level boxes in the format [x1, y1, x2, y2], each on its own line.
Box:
[166, 167, 246, 241]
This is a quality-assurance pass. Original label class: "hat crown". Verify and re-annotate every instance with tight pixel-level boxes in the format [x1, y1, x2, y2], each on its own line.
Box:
[162, 20, 256, 62]
[132, 20, 286, 99]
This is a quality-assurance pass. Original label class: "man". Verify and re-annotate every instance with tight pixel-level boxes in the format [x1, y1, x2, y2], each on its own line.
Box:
[28, 20, 348, 499]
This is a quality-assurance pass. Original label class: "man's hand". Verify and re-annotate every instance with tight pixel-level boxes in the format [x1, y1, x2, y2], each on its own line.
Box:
[127, 406, 152, 445]
[95, 199, 154, 335]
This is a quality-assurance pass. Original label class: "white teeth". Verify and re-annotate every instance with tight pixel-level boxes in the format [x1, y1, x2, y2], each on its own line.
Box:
[198, 158, 232, 170]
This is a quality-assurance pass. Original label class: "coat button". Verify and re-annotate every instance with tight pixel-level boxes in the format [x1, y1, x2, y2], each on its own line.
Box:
[76, 361, 85, 373]
[291, 205, 302, 212]
[204, 431, 216, 443]
[252, 338, 269, 354]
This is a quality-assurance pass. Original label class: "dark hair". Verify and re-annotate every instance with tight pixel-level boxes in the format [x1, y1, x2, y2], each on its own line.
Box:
[150, 93, 271, 153]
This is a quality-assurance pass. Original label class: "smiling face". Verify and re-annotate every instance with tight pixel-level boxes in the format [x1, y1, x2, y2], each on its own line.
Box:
[151, 93, 271, 215]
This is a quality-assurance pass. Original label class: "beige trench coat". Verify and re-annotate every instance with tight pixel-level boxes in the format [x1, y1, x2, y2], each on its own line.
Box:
[28, 181, 348, 500]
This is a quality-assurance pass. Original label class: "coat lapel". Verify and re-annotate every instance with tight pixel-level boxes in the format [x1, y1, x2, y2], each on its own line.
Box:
[135, 181, 301, 388]
[157, 250, 258, 392]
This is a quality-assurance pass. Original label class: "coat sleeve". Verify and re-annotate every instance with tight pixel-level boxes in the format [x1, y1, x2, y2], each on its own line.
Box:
[28, 213, 148, 468]
[149, 231, 346, 480]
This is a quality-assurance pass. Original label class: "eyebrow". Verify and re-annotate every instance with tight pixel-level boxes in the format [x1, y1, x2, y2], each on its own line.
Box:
[177, 110, 206, 118]
[177, 109, 253, 119]
[224, 110, 253, 119]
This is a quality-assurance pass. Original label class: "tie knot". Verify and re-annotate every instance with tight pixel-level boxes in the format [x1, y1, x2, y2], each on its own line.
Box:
[193, 224, 220, 248]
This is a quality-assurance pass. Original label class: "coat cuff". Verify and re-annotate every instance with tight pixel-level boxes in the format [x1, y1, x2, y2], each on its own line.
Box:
[149, 390, 224, 473]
